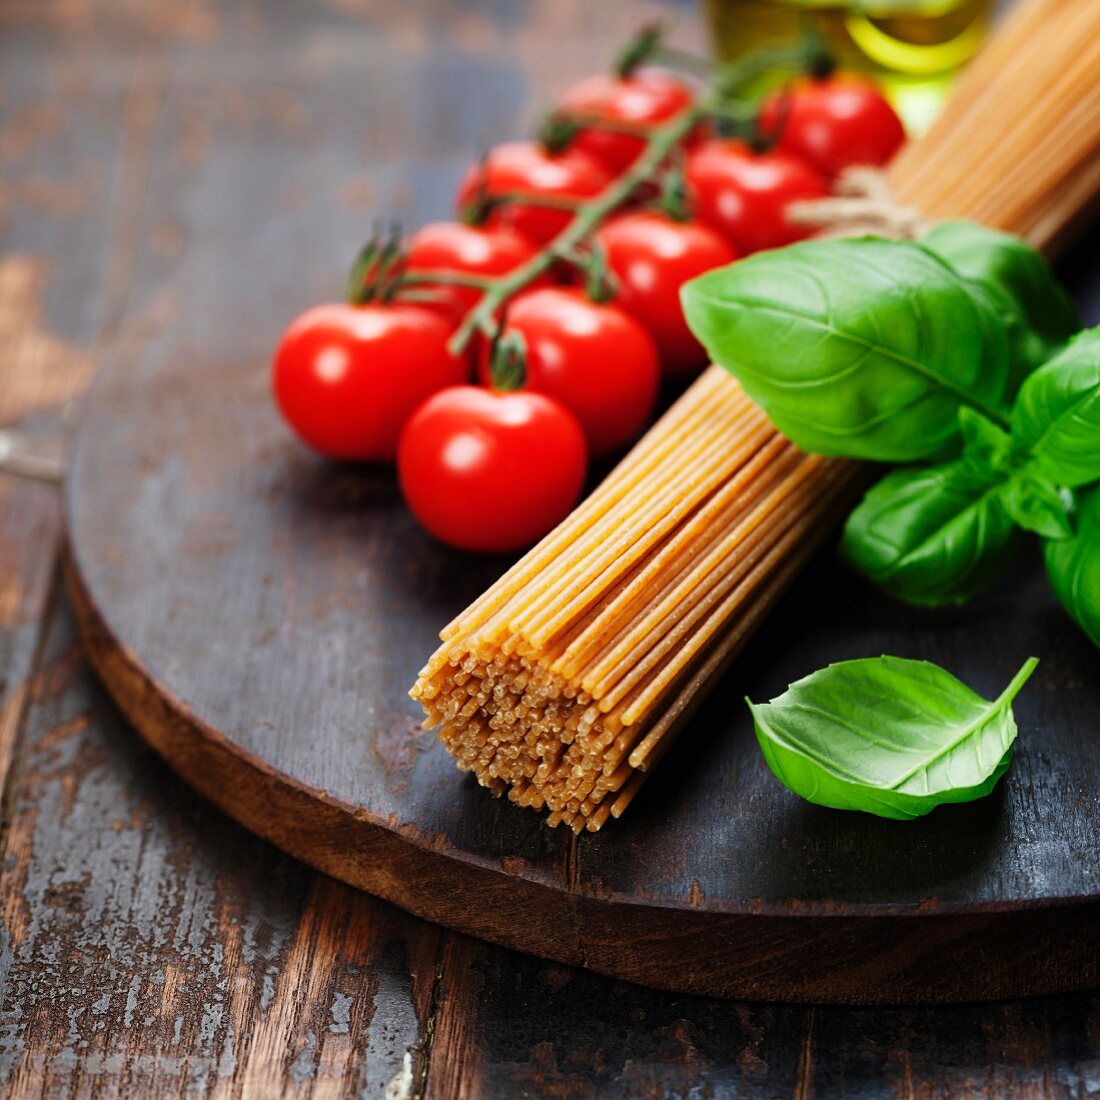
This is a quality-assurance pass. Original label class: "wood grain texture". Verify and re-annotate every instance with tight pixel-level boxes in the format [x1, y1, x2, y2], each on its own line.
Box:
[1, 598, 443, 1097]
[60, 0, 1100, 1002]
[4, 589, 1100, 1096]
[424, 934, 1100, 1099]
[5, 0, 1100, 1092]
[0, 477, 58, 803]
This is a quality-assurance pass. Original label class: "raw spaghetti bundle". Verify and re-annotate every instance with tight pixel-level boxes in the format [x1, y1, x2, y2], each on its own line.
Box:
[413, 0, 1100, 831]
[412, 373, 860, 832]
[888, 0, 1100, 254]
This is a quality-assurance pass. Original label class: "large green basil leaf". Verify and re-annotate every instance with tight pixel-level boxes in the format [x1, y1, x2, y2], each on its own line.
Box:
[1011, 329, 1100, 488]
[1044, 484, 1100, 648]
[840, 457, 1021, 606]
[749, 656, 1037, 820]
[922, 221, 1078, 391]
[681, 238, 1013, 462]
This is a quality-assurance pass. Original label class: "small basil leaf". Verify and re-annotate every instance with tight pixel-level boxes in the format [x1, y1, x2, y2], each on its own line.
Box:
[1011, 329, 1100, 488]
[923, 221, 1078, 391]
[681, 237, 1014, 463]
[998, 467, 1074, 540]
[840, 458, 1021, 606]
[749, 655, 1038, 820]
[1043, 484, 1100, 648]
[959, 406, 1017, 476]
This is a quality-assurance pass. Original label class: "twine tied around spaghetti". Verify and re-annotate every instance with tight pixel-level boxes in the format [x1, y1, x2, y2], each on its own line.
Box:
[788, 167, 933, 241]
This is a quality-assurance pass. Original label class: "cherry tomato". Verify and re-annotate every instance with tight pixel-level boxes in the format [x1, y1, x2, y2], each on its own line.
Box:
[760, 75, 906, 178]
[272, 302, 467, 463]
[685, 139, 827, 254]
[455, 141, 612, 246]
[594, 211, 737, 378]
[398, 386, 587, 553]
[405, 221, 543, 322]
[481, 287, 659, 457]
[557, 70, 695, 175]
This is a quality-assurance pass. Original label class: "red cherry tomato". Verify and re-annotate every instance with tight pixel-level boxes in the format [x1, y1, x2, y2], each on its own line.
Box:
[272, 302, 467, 463]
[594, 211, 737, 378]
[557, 70, 695, 175]
[760, 75, 906, 178]
[455, 141, 612, 246]
[398, 386, 587, 553]
[405, 221, 543, 322]
[685, 139, 828, 255]
[480, 287, 659, 457]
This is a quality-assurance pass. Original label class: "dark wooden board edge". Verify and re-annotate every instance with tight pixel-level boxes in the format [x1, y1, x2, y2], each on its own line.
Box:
[62, 540, 1100, 1004]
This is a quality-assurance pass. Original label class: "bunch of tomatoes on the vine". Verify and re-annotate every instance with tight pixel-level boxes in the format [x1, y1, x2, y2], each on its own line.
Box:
[272, 27, 905, 553]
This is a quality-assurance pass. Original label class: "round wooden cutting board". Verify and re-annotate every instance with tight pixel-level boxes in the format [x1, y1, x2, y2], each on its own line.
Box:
[65, 345, 1100, 1005]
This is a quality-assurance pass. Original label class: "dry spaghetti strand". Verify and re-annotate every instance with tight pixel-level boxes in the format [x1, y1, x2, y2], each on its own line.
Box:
[889, 0, 1100, 254]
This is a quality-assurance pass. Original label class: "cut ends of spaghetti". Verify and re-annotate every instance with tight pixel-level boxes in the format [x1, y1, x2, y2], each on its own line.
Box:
[410, 367, 861, 832]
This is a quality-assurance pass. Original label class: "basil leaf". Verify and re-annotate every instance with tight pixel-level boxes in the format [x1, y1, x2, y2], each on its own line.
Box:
[1011, 329, 1100, 488]
[998, 467, 1074, 540]
[840, 457, 1021, 606]
[955, 407, 1073, 539]
[1043, 484, 1100, 648]
[923, 221, 1078, 391]
[749, 656, 1038, 820]
[681, 237, 1013, 462]
[959, 406, 1017, 476]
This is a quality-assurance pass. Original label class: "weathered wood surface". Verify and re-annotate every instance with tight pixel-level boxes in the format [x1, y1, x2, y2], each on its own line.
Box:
[60, 0, 1100, 1001]
[3, 0, 1100, 1093]
[7, 599, 1100, 1096]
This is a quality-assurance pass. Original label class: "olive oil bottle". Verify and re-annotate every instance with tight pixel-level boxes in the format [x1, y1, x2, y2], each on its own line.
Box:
[704, 0, 994, 132]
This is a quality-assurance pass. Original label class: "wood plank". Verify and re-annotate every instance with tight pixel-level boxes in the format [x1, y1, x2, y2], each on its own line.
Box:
[0, 6, 445, 1095]
[4, 601, 1100, 1095]
[423, 935, 1100, 1098]
[0, 595, 443, 1097]
[6, 0, 1100, 1092]
[0, 478, 57, 802]
[0, 0, 156, 805]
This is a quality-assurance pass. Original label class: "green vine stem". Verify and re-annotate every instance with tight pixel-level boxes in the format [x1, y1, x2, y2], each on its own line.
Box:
[429, 40, 811, 355]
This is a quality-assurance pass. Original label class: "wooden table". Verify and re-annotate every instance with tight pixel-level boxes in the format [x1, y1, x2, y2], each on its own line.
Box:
[2, 0, 1099, 1095]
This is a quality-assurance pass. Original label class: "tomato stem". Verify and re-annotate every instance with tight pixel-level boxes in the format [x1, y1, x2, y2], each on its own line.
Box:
[800, 24, 836, 81]
[448, 41, 806, 356]
[539, 112, 581, 155]
[614, 22, 665, 80]
[346, 239, 381, 305]
[751, 81, 791, 155]
[489, 330, 528, 391]
[558, 240, 618, 304]
[346, 225, 405, 305]
[656, 162, 691, 222]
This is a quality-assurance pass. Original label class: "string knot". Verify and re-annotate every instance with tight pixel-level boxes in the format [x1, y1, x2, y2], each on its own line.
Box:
[788, 167, 931, 241]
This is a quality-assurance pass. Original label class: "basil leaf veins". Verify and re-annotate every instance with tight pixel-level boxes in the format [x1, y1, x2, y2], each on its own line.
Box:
[749, 656, 1038, 820]
[1011, 329, 1100, 489]
[681, 237, 1014, 463]
[839, 457, 1021, 606]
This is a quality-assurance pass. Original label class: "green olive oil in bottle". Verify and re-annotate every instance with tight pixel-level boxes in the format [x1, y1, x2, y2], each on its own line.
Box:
[704, 0, 993, 133]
